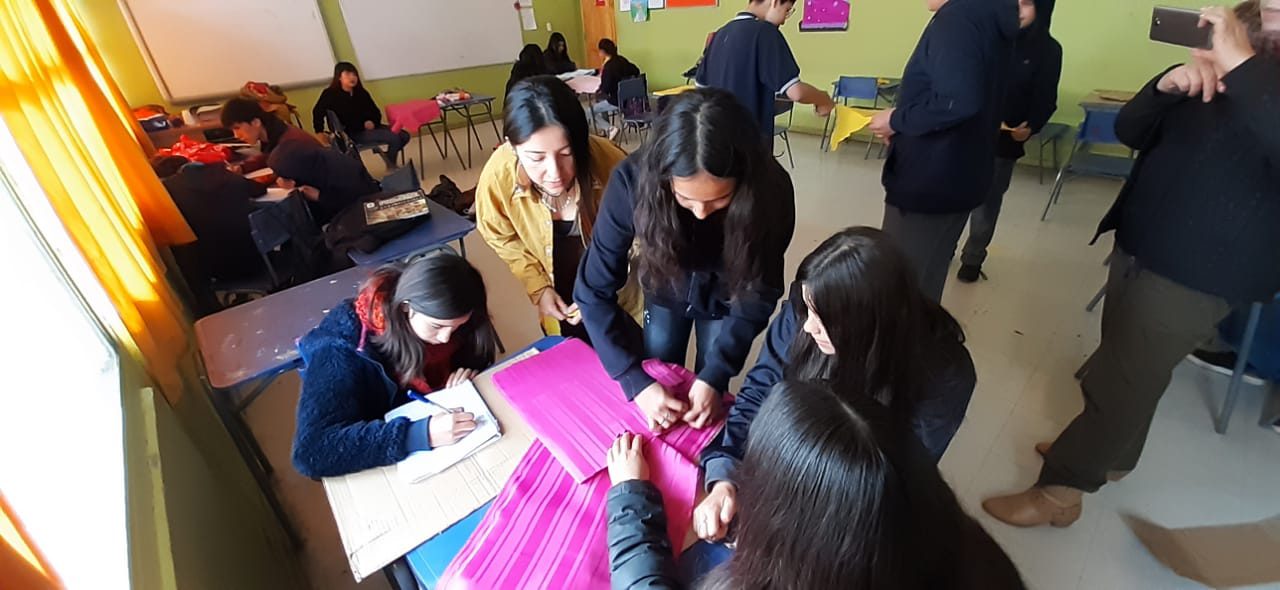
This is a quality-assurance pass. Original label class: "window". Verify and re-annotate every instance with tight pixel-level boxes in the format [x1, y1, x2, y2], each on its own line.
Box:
[0, 119, 129, 588]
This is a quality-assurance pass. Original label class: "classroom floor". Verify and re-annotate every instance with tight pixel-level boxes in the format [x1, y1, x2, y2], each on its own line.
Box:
[240, 129, 1280, 590]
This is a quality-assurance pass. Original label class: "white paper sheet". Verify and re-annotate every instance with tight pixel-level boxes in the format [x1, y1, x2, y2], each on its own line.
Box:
[384, 382, 502, 484]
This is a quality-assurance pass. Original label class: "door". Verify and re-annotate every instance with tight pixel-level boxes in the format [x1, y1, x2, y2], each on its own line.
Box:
[580, 0, 617, 70]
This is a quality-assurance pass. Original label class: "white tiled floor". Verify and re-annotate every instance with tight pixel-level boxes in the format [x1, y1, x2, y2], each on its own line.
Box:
[241, 130, 1280, 589]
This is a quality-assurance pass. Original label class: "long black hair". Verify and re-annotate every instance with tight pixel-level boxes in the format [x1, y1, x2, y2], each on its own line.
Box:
[546, 31, 569, 57]
[329, 61, 364, 91]
[786, 227, 965, 411]
[503, 76, 598, 237]
[366, 251, 498, 384]
[703, 381, 973, 590]
[633, 88, 787, 296]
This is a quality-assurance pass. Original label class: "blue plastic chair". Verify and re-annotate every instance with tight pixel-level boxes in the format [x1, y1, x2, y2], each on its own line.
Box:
[617, 75, 655, 143]
[1041, 109, 1135, 221]
[1214, 295, 1280, 433]
[819, 76, 885, 158]
[774, 99, 795, 168]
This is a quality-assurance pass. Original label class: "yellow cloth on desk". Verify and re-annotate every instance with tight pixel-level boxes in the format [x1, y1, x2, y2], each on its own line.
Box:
[829, 106, 875, 152]
[653, 85, 696, 97]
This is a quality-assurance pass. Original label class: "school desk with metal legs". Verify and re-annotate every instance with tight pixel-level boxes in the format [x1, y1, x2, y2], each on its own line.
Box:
[439, 95, 500, 169]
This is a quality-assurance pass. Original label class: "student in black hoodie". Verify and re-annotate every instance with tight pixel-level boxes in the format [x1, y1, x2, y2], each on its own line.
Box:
[984, 3, 1280, 529]
[868, 0, 1020, 303]
[506, 44, 550, 97]
[957, 0, 1061, 283]
[312, 62, 410, 170]
[575, 89, 795, 435]
[544, 32, 578, 75]
[592, 38, 641, 138]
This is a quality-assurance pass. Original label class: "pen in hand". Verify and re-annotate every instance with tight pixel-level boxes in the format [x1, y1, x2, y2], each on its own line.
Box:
[408, 390, 459, 414]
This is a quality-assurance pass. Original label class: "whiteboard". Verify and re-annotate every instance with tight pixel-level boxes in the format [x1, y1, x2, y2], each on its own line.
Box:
[119, 0, 336, 103]
[338, 0, 525, 81]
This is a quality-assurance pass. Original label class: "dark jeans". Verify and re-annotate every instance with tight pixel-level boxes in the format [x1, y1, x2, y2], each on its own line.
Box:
[643, 302, 723, 373]
[960, 157, 1017, 268]
[881, 203, 971, 303]
[1039, 250, 1231, 492]
[353, 127, 410, 165]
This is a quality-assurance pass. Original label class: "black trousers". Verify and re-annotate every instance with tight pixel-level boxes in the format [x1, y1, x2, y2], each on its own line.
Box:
[1038, 250, 1231, 492]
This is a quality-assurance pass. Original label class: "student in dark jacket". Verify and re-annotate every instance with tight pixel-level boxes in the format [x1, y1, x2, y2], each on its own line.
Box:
[868, 0, 1020, 303]
[544, 32, 577, 75]
[221, 97, 320, 157]
[291, 252, 499, 479]
[506, 44, 550, 97]
[957, 0, 1062, 283]
[606, 382, 1024, 590]
[984, 4, 1280, 528]
[575, 88, 795, 435]
[270, 139, 382, 225]
[312, 62, 411, 170]
[591, 38, 642, 137]
[155, 156, 266, 281]
[694, 227, 975, 541]
[695, 0, 834, 143]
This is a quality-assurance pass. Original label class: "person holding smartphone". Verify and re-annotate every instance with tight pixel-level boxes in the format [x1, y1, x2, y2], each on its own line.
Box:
[984, 3, 1280, 528]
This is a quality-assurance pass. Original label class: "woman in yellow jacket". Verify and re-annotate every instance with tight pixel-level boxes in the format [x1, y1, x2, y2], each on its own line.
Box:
[476, 76, 641, 340]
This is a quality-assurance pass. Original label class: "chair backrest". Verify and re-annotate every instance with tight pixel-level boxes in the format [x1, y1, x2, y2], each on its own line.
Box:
[773, 99, 794, 134]
[833, 76, 879, 101]
[325, 109, 360, 157]
[618, 75, 650, 118]
[381, 161, 421, 194]
[1077, 109, 1123, 146]
[247, 194, 323, 287]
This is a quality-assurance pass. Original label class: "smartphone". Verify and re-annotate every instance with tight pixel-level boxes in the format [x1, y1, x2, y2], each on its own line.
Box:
[1150, 6, 1213, 49]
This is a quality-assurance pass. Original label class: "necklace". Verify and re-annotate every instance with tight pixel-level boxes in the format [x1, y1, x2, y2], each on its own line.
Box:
[540, 183, 578, 213]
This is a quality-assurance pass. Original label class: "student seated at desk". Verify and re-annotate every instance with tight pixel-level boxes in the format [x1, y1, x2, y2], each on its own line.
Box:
[575, 89, 795, 434]
[544, 31, 578, 75]
[153, 154, 265, 281]
[312, 62, 411, 170]
[270, 139, 381, 225]
[605, 382, 1024, 590]
[476, 76, 640, 342]
[292, 251, 499, 479]
[693, 227, 975, 540]
[506, 44, 550, 98]
[592, 38, 641, 139]
[221, 97, 320, 159]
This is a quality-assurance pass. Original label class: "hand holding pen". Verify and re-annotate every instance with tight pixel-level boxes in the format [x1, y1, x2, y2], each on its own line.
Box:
[409, 390, 477, 447]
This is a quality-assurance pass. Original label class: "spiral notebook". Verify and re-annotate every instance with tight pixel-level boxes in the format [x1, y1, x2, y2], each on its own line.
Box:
[384, 381, 502, 484]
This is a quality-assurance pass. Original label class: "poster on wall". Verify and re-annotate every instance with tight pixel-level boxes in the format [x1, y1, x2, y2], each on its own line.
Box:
[800, 0, 850, 31]
[620, 0, 666, 11]
[631, 1, 650, 21]
[666, 0, 717, 7]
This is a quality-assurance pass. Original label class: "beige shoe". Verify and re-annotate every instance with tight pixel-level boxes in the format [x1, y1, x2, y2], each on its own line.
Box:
[1034, 442, 1130, 482]
[983, 486, 1083, 528]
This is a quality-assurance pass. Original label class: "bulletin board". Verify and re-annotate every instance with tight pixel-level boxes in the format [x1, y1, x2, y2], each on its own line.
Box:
[801, 0, 851, 31]
[666, 0, 718, 7]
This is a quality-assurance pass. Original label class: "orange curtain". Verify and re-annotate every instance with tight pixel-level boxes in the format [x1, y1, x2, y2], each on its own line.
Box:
[0, 0, 195, 399]
[0, 494, 62, 590]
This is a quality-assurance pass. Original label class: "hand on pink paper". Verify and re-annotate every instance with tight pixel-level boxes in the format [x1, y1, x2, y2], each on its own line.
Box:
[633, 382, 688, 433]
[607, 432, 650, 485]
[682, 379, 721, 429]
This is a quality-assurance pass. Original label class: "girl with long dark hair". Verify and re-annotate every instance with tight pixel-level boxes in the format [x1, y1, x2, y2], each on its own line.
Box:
[291, 251, 499, 478]
[543, 32, 577, 74]
[575, 88, 795, 433]
[605, 382, 1023, 589]
[506, 44, 550, 97]
[476, 76, 640, 340]
[695, 227, 975, 540]
[312, 61, 410, 169]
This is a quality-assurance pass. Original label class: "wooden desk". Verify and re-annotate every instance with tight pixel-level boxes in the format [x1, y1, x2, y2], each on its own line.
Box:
[1081, 89, 1136, 112]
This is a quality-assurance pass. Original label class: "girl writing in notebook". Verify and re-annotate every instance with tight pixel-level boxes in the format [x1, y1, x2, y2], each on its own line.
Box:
[291, 251, 499, 478]
[605, 382, 1023, 590]
[574, 88, 795, 433]
[475, 76, 641, 342]
[694, 227, 975, 541]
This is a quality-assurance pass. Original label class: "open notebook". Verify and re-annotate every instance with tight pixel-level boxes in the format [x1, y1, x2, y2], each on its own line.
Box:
[384, 381, 502, 484]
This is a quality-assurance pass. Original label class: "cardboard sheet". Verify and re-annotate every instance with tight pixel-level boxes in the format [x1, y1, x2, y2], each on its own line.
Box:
[321, 349, 540, 582]
[1124, 513, 1280, 589]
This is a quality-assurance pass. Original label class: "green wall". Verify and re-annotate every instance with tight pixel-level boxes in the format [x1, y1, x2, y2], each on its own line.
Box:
[615, 0, 1208, 134]
[76, 0, 586, 126]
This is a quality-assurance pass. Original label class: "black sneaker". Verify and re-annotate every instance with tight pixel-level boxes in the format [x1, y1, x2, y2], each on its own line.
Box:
[956, 264, 982, 283]
[1185, 350, 1266, 386]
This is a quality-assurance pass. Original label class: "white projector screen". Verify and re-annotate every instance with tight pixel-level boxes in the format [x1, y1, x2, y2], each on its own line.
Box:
[119, 0, 337, 103]
[338, 0, 525, 81]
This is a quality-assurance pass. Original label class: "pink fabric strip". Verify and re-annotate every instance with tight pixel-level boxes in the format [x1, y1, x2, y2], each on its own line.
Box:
[492, 339, 719, 483]
[439, 437, 700, 589]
